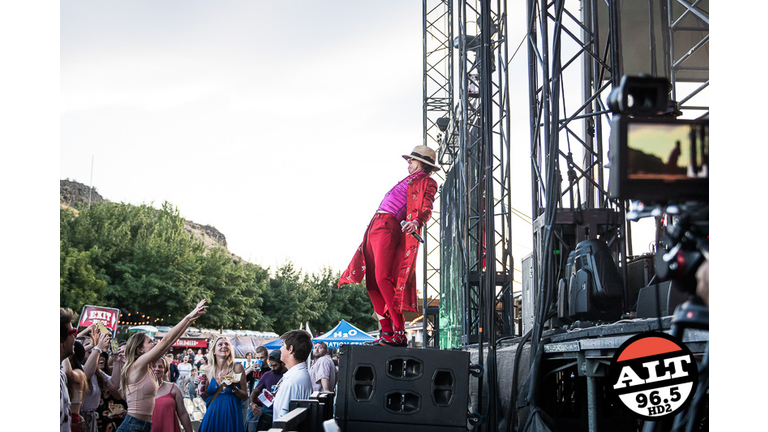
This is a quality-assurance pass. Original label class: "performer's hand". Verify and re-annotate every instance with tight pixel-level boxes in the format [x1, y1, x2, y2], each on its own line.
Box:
[402, 221, 419, 234]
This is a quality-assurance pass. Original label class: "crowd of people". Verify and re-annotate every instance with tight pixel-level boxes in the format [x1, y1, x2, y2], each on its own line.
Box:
[60, 146, 438, 431]
[60, 303, 339, 432]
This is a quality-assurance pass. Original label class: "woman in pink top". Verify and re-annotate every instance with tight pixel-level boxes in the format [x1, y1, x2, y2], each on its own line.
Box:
[151, 357, 193, 432]
[117, 299, 208, 432]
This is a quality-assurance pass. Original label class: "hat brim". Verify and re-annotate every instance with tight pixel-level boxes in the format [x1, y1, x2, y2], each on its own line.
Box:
[402, 154, 440, 171]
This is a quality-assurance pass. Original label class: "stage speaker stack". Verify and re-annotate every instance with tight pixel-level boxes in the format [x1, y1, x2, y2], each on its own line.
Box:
[335, 344, 470, 432]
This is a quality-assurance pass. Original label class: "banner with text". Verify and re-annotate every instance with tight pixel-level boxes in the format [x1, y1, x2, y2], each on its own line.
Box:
[171, 337, 209, 349]
[78, 305, 121, 336]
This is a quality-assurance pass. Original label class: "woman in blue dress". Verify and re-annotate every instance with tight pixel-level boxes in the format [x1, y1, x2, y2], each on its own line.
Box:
[198, 335, 248, 432]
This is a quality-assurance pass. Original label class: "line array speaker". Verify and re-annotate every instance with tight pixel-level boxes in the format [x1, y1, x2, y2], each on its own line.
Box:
[335, 344, 469, 431]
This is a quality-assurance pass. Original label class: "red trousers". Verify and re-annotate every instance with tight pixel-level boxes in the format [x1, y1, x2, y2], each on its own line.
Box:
[363, 212, 406, 331]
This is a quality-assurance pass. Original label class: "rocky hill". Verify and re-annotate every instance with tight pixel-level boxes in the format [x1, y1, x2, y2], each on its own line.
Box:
[60, 179, 228, 250]
[60, 179, 106, 207]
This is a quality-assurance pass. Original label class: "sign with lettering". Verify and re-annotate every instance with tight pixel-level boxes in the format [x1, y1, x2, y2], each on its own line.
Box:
[172, 338, 209, 348]
[608, 332, 697, 420]
[77, 305, 121, 336]
[332, 329, 358, 338]
[156, 335, 209, 349]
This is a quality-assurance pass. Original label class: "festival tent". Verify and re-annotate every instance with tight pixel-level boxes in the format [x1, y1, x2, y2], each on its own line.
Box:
[263, 338, 284, 350]
[312, 320, 375, 348]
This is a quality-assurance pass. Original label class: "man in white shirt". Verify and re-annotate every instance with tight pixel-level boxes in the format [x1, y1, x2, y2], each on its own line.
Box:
[309, 342, 337, 392]
[272, 330, 313, 424]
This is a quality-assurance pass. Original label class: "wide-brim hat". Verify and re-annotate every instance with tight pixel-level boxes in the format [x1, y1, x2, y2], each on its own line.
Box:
[402, 145, 440, 171]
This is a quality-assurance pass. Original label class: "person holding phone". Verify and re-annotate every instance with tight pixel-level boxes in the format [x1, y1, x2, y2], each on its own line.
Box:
[116, 299, 208, 432]
[246, 350, 286, 432]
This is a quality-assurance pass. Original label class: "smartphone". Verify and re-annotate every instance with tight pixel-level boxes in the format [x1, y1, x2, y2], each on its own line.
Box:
[110, 338, 119, 355]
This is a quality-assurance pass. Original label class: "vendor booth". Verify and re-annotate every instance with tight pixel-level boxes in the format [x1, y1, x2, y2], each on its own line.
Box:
[312, 320, 375, 348]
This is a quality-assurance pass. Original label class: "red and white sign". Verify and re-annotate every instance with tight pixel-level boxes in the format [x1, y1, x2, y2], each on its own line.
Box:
[78, 305, 121, 335]
[171, 338, 209, 349]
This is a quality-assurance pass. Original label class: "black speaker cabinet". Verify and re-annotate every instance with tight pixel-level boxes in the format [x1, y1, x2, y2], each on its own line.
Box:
[335, 344, 470, 431]
[636, 281, 688, 318]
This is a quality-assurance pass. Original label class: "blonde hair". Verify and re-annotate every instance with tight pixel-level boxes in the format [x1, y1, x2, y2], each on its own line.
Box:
[206, 335, 235, 382]
[119, 332, 151, 399]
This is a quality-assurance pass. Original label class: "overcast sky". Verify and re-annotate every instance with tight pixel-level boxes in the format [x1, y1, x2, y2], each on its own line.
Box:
[58, 0, 540, 280]
[60, 1, 437, 275]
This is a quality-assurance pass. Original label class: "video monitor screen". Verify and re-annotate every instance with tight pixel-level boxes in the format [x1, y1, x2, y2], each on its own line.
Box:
[626, 121, 708, 181]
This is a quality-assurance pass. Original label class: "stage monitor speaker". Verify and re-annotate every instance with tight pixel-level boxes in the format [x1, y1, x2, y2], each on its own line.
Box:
[627, 254, 655, 310]
[335, 344, 469, 431]
[636, 281, 688, 318]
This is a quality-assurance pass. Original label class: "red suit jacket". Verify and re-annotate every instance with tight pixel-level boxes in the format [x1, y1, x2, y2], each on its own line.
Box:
[339, 172, 438, 313]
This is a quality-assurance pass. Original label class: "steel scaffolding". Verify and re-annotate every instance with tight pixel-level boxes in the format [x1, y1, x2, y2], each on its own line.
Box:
[422, 0, 453, 349]
[524, 0, 709, 338]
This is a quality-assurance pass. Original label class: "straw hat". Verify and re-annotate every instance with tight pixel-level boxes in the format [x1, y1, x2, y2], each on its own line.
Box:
[402, 145, 440, 171]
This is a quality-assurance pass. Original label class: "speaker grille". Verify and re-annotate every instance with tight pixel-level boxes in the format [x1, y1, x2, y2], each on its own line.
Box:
[386, 358, 423, 380]
[352, 364, 375, 401]
[384, 391, 421, 414]
[432, 370, 455, 406]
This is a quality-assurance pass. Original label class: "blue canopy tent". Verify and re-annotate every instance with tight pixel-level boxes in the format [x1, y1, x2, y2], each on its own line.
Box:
[262, 338, 283, 350]
[312, 320, 375, 349]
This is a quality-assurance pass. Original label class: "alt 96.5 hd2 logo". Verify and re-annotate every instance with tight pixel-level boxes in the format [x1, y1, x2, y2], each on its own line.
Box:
[609, 332, 697, 420]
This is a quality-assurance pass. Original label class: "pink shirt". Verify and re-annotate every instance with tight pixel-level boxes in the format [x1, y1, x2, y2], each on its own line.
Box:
[126, 368, 159, 416]
[377, 173, 420, 221]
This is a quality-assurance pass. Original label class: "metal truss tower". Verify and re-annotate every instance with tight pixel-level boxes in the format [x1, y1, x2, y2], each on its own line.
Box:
[524, 0, 709, 351]
[421, 0, 453, 349]
[451, 0, 514, 347]
[421, 0, 516, 361]
[422, 0, 513, 427]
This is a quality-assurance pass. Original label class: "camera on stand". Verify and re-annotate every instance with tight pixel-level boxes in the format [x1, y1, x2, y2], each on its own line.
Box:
[607, 75, 708, 297]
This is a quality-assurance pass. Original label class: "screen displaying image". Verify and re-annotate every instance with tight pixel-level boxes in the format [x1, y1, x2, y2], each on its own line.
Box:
[626, 121, 708, 180]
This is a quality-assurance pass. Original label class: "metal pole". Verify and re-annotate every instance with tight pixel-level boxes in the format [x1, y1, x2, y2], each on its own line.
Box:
[88, 155, 94, 208]
[587, 375, 599, 432]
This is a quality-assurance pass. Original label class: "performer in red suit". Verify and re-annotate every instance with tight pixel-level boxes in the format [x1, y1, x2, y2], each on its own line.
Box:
[339, 146, 439, 346]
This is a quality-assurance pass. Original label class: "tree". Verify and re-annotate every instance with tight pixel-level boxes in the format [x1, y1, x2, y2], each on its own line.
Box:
[196, 247, 269, 330]
[60, 201, 271, 329]
[260, 261, 323, 335]
[305, 267, 376, 334]
[60, 246, 108, 314]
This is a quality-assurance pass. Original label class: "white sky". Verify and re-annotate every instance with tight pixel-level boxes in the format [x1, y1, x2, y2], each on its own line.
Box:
[60, 1, 431, 275]
[1, 1, 763, 428]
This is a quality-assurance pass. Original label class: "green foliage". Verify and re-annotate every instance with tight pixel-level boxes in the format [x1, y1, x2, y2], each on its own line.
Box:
[60, 202, 269, 329]
[197, 247, 269, 330]
[305, 267, 376, 333]
[60, 247, 108, 314]
[60, 201, 373, 333]
[260, 261, 322, 335]
[259, 263, 375, 335]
